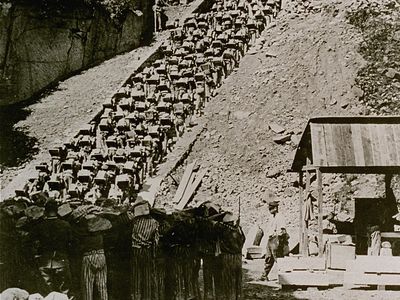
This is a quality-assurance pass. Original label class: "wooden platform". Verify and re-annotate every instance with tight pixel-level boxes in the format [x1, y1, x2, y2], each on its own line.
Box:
[279, 271, 329, 287]
[277, 256, 346, 287]
[344, 256, 400, 290]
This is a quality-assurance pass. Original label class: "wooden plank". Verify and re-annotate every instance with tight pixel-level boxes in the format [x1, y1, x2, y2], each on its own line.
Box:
[176, 168, 207, 209]
[333, 124, 353, 166]
[277, 257, 326, 272]
[350, 256, 400, 274]
[379, 124, 390, 166]
[299, 172, 304, 255]
[370, 124, 382, 166]
[311, 123, 327, 166]
[376, 124, 388, 165]
[326, 269, 345, 285]
[279, 271, 329, 286]
[327, 244, 355, 270]
[345, 260, 358, 272]
[361, 124, 374, 166]
[322, 123, 338, 166]
[385, 125, 398, 165]
[344, 272, 400, 286]
[351, 123, 365, 166]
[341, 124, 356, 166]
[185, 172, 197, 194]
[176, 172, 197, 207]
[381, 232, 400, 238]
[172, 160, 196, 204]
[303, 169, 311, 256]
[331, 124, 345, 166]
[393, 124, 400, 166]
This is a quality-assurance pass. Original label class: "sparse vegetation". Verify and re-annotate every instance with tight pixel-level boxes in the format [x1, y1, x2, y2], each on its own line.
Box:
[4, 0, 137, 22]
[347, 0, 400, 115]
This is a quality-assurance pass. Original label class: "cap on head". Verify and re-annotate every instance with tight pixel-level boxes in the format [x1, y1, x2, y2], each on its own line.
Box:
[133, 200, 150, 217]
[44, 198, 58, 214]
[323, 212, 334, 220]
[268, 200, 279, 209]
[222, 211, 236, 223]
[200, 200, 220, 216]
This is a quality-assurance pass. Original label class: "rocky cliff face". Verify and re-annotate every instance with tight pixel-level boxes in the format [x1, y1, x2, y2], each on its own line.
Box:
[0, 0, 153, 106]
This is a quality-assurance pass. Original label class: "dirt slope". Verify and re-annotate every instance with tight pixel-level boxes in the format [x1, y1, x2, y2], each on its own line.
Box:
[157, 0, 367, 237]
[156, 1, 400, 298]
[0, 0, 204, 197]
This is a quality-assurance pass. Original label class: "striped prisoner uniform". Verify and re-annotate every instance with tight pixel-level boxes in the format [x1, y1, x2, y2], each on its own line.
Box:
[131, 215, 159, 300]
[197, 218, 218, 300]
[82, 249, 108, 300]
[164, 217, 200, 300]
[76, 227, 108, 300]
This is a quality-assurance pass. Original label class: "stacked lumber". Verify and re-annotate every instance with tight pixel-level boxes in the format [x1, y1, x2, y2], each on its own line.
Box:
[344, 256, 400, 290]
[277, 256, 329, 287]
[173, 161, 207, 209]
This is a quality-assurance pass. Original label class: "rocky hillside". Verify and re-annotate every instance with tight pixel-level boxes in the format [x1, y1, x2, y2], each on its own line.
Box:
[0, 0, 153, 105]
[156, 0, 400, 242]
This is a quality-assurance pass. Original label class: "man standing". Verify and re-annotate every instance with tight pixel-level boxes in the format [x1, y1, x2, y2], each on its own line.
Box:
[30, 199, 72, 296]
[130, 200, 159, 300]
[197, 201, 221, 300]
[153, 0, 164, 32]
[74, 216, 108, 300]
[262, 200, 289, 281]
[214, 212, 245, 300]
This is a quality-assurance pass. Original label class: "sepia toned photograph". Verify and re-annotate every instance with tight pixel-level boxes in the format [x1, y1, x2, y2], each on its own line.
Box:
[0, 0, 400, 299]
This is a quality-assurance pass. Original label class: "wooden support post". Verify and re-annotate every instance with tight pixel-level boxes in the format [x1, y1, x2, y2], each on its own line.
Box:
[299, 172, 304, 255]
[303, 170, 311, 257]
[317, 168, 323, 257]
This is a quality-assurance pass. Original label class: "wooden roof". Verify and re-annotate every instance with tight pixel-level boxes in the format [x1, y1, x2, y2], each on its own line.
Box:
[290, 116, 400, 173]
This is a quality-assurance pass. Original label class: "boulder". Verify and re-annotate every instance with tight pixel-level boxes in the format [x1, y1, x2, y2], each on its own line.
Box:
[233, 111, 252, 120]
[386, 68, 399, 79]
[273, 134, 292, 144]
[269, 123, 285, 134]
[266, 167, 281, 178]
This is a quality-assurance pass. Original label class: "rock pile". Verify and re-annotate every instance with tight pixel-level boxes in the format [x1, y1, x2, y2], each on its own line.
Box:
[346, 0, 400, 116]
[156, 0, 400, 238]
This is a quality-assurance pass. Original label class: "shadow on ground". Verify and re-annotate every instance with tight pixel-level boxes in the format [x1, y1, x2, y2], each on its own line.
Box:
[0, 102, 39, 168]
[242, 261, 301, 300]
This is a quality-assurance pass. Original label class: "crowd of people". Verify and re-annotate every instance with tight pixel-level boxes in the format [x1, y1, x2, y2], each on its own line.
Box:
[10, 0, 282, 211]
[0, 0, 282, 299]
[1, 198, 245, 300]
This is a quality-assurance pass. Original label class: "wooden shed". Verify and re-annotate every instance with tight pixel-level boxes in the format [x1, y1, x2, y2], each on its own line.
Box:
[289, 116, 400, 256]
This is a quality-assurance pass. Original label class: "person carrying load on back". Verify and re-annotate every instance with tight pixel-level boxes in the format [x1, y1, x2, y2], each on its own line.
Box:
[130, 200, 160, 300]
[49, 146, 66, 175]
[194, 72, 206, 115]
[73, 216, 109, 300]
[210, 48, 226, 88]
[261, 199, 289, 281]
[196, 201, 222, 300]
